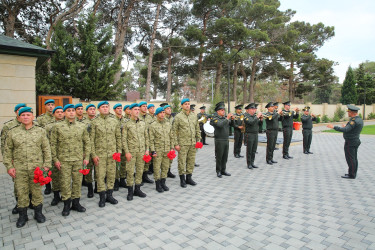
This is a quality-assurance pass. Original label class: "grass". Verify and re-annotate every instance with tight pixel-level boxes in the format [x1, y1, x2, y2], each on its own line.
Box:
[323, 125, 375, 135]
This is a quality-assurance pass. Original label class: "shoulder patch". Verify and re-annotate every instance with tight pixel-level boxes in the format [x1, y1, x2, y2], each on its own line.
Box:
[8, 124, 20, 131]
[350, 121, 355, 125]
[4, 118, 15, 124]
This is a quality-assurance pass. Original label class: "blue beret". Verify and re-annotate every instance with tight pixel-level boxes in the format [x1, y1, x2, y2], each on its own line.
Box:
[52, 106, 63, 114]
[74, 103, 83, 109]
[63, 104, 75, 112]
[181, 98, 190, 105]
[18, 107, 33, 116]
[138, 101, 147, 107]
[147, 104, 155, 109]
[44, 99, 55, 105]
[123, 105, 130, 111]
[164, 105, 171, 109]
[155, 107, 164, 116]
[86, 104, 96, 111]
[129, 103, 139, 110]
[113, 103, 122, 109]
[97, 101, 109, 109]
[14, 103, 27, 112]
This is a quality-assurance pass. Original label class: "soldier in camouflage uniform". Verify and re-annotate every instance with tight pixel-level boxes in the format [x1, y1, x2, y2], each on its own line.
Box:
[124, 105, 131, 119]
[122, 103, 150, 200]
[4, 107, 51, 228]
[75, 103, 88, 124]
[50, 104, 90, 216]
[149, 107, 174, 192]
[160, 103, 176, 178]
[90, 101, 121, 207]
[36, 99, 55, 128]
[172, 98, 201, 188]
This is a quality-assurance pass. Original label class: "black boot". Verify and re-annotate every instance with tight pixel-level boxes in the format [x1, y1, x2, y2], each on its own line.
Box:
[134, 184, 147, 198]
[71, 198, 86, 212]
[62, 199, 71, 216]
[12, 198, 18, 214]
[106, 190, 118, 204]
[34, 204, 46, 223]
[16, 207, 28, 228]
[119, 178, 127, 188]
[167, 168, 176, 178]
[127, 186, 134, 201]
[114, 179, 119, 191]
[142, 172, 154, 184]
[179, 175, 187, 188]
[51, 191, 61, 206]
[44, 183, 51, 195]
[186, 174, 197, 186]
[160, 178, 169, 191]
[94, 182, 98, 193]
[82, 178, 88, 187]
[98, 191, 106, 208]
[149, 164, 154, 174]
[87, 183, 94, 198]
[28, 193, 34, 210]
[155, 180, 164, 193]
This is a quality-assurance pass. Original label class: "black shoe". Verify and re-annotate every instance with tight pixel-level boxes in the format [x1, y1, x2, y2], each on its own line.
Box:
[267, 160, 273, 165]
[106, 189, 118, 204]
[82, 178, 88, 187]
[160, 178, 169, 191]
[194, 163, 200, 167]
[119, 178, 127, 188]
[203, 143, 209, 145]
[221, 171, 231, 176]
[16, 207, 28, 228]
[98, 191, 106, 208]
[167, 169, 176, 178]
[71, 198, 86, 212]
[271, 160, 278, 164]
[33, 204, 46, 223]
[283, 155, 289, 160]
[51, 191, 61, 206]
[217, 172, 222, 178]
[114, 179, 119, 191]
[247, 165, 253, 169]
[44, 183, 51, 195]
[274, 148, 279, 150]
[304, 151, 309, 154]
[94, 182, 98, 193]
[134, 185, 147, 198]
[62, 199, 71, 216]
[234, 154, 241, 158]
[287, 155, 293, 159]
[87, 183, 94, 198]
[252, 164, 258, 168]
[127, 186, 134, 201]
[341, 175, 355, 179]
[155, 180, 164, 193]
[186, 174, 197, 185]
[180, 175, 187, 188]
[238, 154, 244, 158]
[142, 172, 154, 184]
[308, 151, 313, 154]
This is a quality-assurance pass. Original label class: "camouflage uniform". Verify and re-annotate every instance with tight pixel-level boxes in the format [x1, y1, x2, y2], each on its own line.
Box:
[36, 112, 55, 128]
[76, 116, 89, 124]
[83, 118, 96, 184]
[115, 116, 128, 181]
[3, 123, 51, 208]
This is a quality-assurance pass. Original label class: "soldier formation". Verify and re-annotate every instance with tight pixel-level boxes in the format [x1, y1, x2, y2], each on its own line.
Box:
[1, 99, 363, 228]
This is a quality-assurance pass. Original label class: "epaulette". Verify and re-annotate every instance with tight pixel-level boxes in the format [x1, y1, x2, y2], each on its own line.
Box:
[109, 113, 116, 118]
[37, 113, 46, 118]
[34, 123, 44, 128]
[8, 123, 20, 131]
[4, 118, 15, 125]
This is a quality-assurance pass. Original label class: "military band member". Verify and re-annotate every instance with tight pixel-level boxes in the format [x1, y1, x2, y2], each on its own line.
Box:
[149, 107, 174, 192]
[280, 101, 299, 159]
[232, 105, 245, 158]
[210, 102, 232, 178]
[172, 98, 201, 187]
[244, 103, 263, 169]
[37, 99, 55, 128]
[84, 104, 97, 197]
[50, 104, 90, 216]
[4, 107, 51, 228]
[301, 106, 316, 154]
[90, 101, 121, 207]
[161, 103, 176, 178]
[197, 106, 210, 145]
[327, 105, 363, 179]
[273, 102, 280, 150]
[265, 102, 281, 165]
[122, 103, 149, 200]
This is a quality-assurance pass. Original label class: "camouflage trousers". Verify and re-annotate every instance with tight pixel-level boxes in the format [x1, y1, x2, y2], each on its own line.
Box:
[153, 151, 170, 180]
[177, 145, 196, 175]
[15, 167, 43, 208]
[60, 160, 83, 201]
[51, 166, 61, 192]
[84, 160, 96, 183]
[115, 150, 127, 179]
[126, 151, 144, 186]
[97, 156, 116, 192]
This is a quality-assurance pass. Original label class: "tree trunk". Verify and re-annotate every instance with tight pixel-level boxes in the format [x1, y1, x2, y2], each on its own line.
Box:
[93, 0, 101, 16]
[249, 57, 258, 103]
[214, 62, 223, 97]
[240, 62, 247, 104]
[289, 61, 294, 101]
[145, 3, 161, 101]
[166, 46, 172, 102]
[233, 62, 239, 103]
[3, 9, 17, 38]
[196, 11, 210, 102]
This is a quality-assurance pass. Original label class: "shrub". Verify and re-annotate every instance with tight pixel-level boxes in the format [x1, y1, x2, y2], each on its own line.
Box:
[315, 116, 321, 124]
[322, 115, 330, 123]
[359, 113, 363, 119]
[334, 106, 345, 121]
[293, 113, 301, 122]
[368, 112, 375, 119]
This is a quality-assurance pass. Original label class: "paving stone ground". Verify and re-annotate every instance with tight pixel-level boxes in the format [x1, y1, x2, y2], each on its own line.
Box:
[1, 126, 375, 249]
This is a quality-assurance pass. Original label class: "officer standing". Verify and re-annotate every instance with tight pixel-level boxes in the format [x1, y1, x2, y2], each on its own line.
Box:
[327, 105, 364, 179]
[90, 101, 121, 207]
[190, 104, 200, 168]
[4, 107, 51, 228]
[124, 105, 131, 119]
[122, 103, 149, 200]
[197, 106, 210, 145]
[161, 103, 176, 178]
[273, 102, 280, 151]
[50, 104, 90, 216]
[113, 103, 127, 191]
[210, 102, 232, 178]
[37, 99, 55, 128]
[172, 98, 201, 187]
[243, 103, 263, 169]
[149, 107, 174, 192]
[232, 105, 244, 158]
[301, 106, 316, 154]
[280, 101, 299, 159]
[75, 103, 88, 123]
[265, 102, 281, 165]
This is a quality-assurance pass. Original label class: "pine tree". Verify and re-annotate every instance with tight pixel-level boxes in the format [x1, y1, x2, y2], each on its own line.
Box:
[340, 66, 357, 104]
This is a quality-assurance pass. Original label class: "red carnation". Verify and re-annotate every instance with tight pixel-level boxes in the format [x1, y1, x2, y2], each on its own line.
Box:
[195, 142, 203, 149]
[143, 154, 152, 163]
[167, 150, 177, 160]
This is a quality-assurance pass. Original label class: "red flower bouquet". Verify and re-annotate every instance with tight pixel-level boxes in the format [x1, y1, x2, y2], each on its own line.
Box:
[79, 164, 90, 175]
[195, 142, 203, 149]
[143, 154, 152, 163]
[33, 167, 52, 186]
[112, 152, 121, 171]
[167, 150, 177, 160]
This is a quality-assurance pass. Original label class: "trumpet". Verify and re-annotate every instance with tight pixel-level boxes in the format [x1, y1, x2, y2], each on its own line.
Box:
[282, 110, 291, 116]
[262, 112, 273, 120]
[198, 115, 207, 124]
[240, 114, 245, 133]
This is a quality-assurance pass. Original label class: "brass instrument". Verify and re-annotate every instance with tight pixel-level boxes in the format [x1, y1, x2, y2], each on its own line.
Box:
[282, 110, 292, 116]
[240, 114, 245, 133]
[198, 115, 207, 124]
[262, 112, 273, 120]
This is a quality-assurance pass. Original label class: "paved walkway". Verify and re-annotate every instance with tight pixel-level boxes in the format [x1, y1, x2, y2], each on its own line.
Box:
[1, 130, 375, 249]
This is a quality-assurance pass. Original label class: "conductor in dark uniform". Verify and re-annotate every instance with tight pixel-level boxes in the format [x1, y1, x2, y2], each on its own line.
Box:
[197, 106, 210, 145]
[265, 102, 281, 165]
[327, 105, 363, 179]
[280, 101, 299, 159]
[244, 103, 263, 169]
[210, 102, 233, 178]
[232, 105, 244, 158]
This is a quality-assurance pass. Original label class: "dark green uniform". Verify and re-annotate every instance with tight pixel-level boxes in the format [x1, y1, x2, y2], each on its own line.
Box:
[265, 112, 280, 162]
[280, 110, 299, 157]
[334, 116, 363, 178]
[244, 113, 262, 168]
[301, 114, 316, 153]
[197, 112, 210, 144]
[232, 113, 244, 157]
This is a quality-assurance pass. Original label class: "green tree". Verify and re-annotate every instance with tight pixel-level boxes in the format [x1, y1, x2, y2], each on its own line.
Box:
[355, 63, 375, 105]
[340, 66, 357, 104]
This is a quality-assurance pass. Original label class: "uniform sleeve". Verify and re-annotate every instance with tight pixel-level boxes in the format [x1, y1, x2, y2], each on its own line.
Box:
[233, 118, 240, 129]
[169, 123, 174, 150]
[115, 122, 122, 153]
[83, 127, 91, 161]
[172, 116, 179, 146]
[41, 130, 52, 168]
[144, 123, 150, 152]
[244, 116, 258, 126]
[149, 125, 155, 152]
[334, 121, 355, 133]
[3, 131, 14, 170]
[50, 125, 59, 163]
[293, 111, 299, 119]
[1, 125, 9, 156]
[195, 117, 201, 142]
[90, 122, 97, 158]
[210, 117, 227, 128]
[122, 124, 130, 154]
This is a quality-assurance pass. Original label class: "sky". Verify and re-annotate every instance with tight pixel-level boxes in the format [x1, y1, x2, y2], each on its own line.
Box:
[279, 0, 375, 83]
